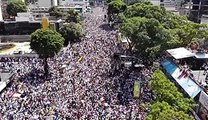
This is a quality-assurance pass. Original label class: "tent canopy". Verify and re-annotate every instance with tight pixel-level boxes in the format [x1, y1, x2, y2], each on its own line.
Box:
[195, 53, 208, 59]
[166, 47, 195, 59]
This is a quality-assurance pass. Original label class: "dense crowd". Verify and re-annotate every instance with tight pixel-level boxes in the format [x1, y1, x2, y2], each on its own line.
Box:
[0, 7, 151, 119]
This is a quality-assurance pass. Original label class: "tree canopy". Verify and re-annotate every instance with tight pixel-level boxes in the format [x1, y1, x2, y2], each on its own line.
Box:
[48, 6, 63, 18]
[124, 3, 187, 29]
[146, 69, 195, 119]
[30, 29, 64, 76]
[174, 23, 208, 46]
[6, 0, 27, 16]
[124, 3, 166, 23]
[119, 2, 208, 58]
[108, 0, 127, 15]
[147, 101, 194, 120]
[107, 0, 127, 22]
[150, 69, 195, 113]
[128, 0, 152, 5]
[30, 29, 64, 58]
[66, 9, 81, 23]
[59, 22, 83, 46]
[120, 17, 172, 57]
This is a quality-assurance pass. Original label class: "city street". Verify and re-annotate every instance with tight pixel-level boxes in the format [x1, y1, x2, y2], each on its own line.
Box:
[0, 7, 149, 119]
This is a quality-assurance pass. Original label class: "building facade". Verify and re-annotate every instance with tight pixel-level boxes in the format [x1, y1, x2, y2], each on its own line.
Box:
[30, 0, 58, 7]
[149, 0, 208, 23]
[59, 0, 88, 6]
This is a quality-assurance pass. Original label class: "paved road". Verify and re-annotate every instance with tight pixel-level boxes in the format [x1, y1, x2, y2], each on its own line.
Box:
[0, 7, 147, 119]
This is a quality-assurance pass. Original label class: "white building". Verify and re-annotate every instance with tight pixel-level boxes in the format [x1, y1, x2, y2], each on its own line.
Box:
[30, 0, 58, 7]
[58, 0, 89, 13]
[150, 0, 181, 14]
[28, 0, 88, 14]
[15, 12, 34, 21]
[30, 0, 89, 8]
[150, 0, 160, 6]
[59, 0, 89, 6]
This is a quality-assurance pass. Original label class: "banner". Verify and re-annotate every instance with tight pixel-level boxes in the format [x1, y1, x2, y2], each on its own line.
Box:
[133, 81, 140, 98]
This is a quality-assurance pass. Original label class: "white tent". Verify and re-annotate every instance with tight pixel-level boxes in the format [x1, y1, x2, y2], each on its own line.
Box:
[0, 82, 6, 92]
[195, 53, 208, 59]
[166, 47, 195, 59]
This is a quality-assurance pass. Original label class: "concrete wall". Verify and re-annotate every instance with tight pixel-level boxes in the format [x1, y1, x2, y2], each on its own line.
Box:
[36, 0, 58, 7]
[37, 0, 52, 7]
[0, 35, 30, 42]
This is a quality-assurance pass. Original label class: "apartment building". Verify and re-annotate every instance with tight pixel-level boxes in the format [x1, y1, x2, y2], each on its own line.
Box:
[190, 0, 208, 23]
[150, 0, 208, 23]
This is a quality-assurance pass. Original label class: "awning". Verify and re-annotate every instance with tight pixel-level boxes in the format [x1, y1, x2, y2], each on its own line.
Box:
[195, 53, 208, 59]
[166, 47, 195, 59]
[161, 59, 202, 98]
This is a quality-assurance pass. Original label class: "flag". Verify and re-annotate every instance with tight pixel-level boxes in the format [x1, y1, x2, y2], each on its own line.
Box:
[42, 17, 49, 29]
[78, 56, 83, 62]
[133, 81, 140, 98]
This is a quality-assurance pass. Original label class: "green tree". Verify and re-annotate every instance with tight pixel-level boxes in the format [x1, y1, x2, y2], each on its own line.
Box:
[175, 23, 208, 46]
[66, 9, 81, 23]
[30, 29, 64, 76]
[124, 3, 166, 22]
[6, 0, 27, 17]
[124, 3, 188, 29]
[107, 0, 127, 22]
[150, 69, 195, 113]
[119, 0, 208, 58]
[48, 6, 63, 18]
[128, 0, 152, 5]
[120, 17, 172, 57]
[59, 22, 83, 46]
[147, 102, 194, 120]
[107, 0, 114, 3]
[161, 11, 188, 29]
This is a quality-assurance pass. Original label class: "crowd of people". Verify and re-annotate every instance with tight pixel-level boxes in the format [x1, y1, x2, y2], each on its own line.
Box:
[0, 7, 151, 119]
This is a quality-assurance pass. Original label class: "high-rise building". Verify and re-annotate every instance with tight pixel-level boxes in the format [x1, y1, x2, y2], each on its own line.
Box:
[149, 0, 208, 23]
[178, 0, 208, 23]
